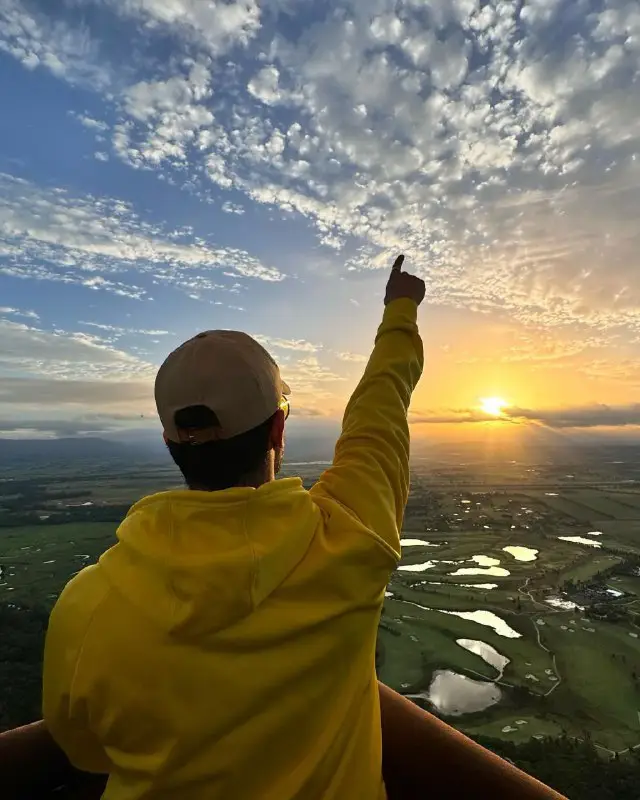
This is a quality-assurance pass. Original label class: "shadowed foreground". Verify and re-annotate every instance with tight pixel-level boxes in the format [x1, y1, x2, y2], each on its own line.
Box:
[1, 684, 565, 799]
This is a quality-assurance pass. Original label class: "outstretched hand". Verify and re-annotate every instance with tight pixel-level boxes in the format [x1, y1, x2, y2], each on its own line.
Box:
[384, 255, 426, 306]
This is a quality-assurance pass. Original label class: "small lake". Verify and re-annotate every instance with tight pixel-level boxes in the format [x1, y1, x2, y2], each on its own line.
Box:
[425, 671, 502, 716]
[546, 596, 584, 611]
[471, 555, 501, 567]
[439, 609, 521, 638]
[503, 546, 539, 562]
[457, 639, 510, 677]
[558, 536, 602, 548]
[400, 539, 440, 547]
[460, 583, 498, 590]
[398, 561, 437, 572]
[451, 566, 511, 577]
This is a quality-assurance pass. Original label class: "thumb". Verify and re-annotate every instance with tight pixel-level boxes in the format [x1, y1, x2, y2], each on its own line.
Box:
[391, 254, 405, 274]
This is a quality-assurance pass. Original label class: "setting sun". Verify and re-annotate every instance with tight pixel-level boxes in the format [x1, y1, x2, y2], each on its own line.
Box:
[480, 397, 508, 417]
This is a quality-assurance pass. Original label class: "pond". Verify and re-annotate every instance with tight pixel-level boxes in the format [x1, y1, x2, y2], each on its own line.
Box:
[502, 546, 539, 562]
[451, 566, 511, 577]
[457, 638, 510, 677]
[439, 609, 521, 638]
[398, 561, 437, 572]
[546, 596, 584, 611]
[424, 671, 502, 716]
[471, 555, 500, 567]
[459, 583, 498, 590]
[400, 539, 440, 547]
[558, 536, 602, 548]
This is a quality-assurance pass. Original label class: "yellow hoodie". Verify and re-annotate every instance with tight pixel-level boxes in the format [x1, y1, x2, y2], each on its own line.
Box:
[43, 298, 424, 800]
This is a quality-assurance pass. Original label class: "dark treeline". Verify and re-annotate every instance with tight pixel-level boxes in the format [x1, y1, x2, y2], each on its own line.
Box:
[473, 734, 640, 800]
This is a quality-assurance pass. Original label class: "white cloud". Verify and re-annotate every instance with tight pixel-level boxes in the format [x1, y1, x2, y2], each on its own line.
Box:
[282, 356, 347, 403]
[0, 172, 284, 300]
[0, 306, 39, 320]
[112, 0, 261, 54]
[335, 351, 367, 363]
[78, 321, 171, 337]
[2, 0, 640, 339]
[0, 318, 155, 381]
[0, 0, 111, 88]
[72, 113, 109, 132]
[248, 66, 283, 105]
[412, 403, 640, 430]
[221, 201, 245, 215]
[254, 335, 321, 354]
[0, 318, 158, 430]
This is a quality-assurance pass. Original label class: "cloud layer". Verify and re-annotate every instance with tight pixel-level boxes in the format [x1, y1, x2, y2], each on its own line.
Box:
[412, 403, 640, 429]
[0, 172, 283, 301]
[1, 1, 639, 329]
[1, 1, 640, 436]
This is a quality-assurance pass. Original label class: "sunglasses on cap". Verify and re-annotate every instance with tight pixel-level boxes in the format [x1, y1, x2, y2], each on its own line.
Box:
[279, 396, 291, 420]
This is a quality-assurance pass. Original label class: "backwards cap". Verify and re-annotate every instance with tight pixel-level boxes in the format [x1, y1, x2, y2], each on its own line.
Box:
[155, 330, 290, 444]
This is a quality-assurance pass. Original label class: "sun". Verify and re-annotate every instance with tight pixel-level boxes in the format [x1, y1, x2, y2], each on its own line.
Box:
[480, 396, 508, 417]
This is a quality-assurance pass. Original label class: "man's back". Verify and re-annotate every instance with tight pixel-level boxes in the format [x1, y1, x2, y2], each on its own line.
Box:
[43, 262, 425, 799]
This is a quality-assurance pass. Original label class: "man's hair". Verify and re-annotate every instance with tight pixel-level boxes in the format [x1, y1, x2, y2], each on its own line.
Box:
[166, 405, 276, 491]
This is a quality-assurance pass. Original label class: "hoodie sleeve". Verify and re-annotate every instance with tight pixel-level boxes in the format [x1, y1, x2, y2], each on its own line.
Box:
[43, 593, 112, 774]
[311, 298, 424, 557]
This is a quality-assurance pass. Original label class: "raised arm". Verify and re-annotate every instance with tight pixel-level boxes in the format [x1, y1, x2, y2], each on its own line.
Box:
[311, 255, 425, 555]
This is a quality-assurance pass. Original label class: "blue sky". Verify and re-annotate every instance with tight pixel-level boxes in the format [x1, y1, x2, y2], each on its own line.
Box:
[1, 0, 640, 439]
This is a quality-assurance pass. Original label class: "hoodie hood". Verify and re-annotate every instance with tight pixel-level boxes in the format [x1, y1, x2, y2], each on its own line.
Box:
[99, 478, 320, 638]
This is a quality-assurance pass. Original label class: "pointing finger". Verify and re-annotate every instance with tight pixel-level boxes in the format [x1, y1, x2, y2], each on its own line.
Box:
[391, 254, 405, 274]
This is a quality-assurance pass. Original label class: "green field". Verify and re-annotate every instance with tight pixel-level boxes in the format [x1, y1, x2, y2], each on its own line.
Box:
[0, 522, 116, 606]
[3, 466, 640, 754]
[379, 486, 640, 752]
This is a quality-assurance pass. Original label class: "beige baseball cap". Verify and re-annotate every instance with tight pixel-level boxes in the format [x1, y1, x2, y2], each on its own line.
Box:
[155, 330, 290, 444]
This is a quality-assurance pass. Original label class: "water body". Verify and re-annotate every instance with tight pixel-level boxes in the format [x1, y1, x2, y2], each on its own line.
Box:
[471, 555, 501, 567]
[451, 566, 511, 577]
[459, 583, 498, 590]
[398, 561, 437, 572]
[456, 639, 510, 677]
[426, 671, 502, 716]
[440, 609, 521, 639]
[400, 539, 440, 547]
[503, 546, 539, 562]
[558, 536, 602, 548]
[393, 600, 520, 640]
[546, 596, 584, 611]
[587, 531, 604, 536]
[287, 461, 332, 467]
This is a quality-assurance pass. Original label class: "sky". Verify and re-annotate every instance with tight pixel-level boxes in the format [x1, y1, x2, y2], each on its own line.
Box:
[1, 0, 640, 442]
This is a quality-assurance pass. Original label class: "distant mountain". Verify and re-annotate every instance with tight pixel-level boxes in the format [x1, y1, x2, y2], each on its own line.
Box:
[0, 430, 340, 467]
[0, 437, 132, 464]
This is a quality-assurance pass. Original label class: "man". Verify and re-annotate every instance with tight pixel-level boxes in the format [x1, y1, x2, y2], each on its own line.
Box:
[43, 255, 425, 799]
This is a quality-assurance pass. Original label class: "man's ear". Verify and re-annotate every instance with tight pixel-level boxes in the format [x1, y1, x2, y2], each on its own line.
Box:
[270, 409, 286, 450]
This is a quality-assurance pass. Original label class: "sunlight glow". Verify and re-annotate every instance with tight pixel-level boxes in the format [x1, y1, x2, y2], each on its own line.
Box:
[480, 397, 508, 417]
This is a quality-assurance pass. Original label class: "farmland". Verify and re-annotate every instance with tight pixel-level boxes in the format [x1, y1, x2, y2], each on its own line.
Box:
[1, 442, 640, 755]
